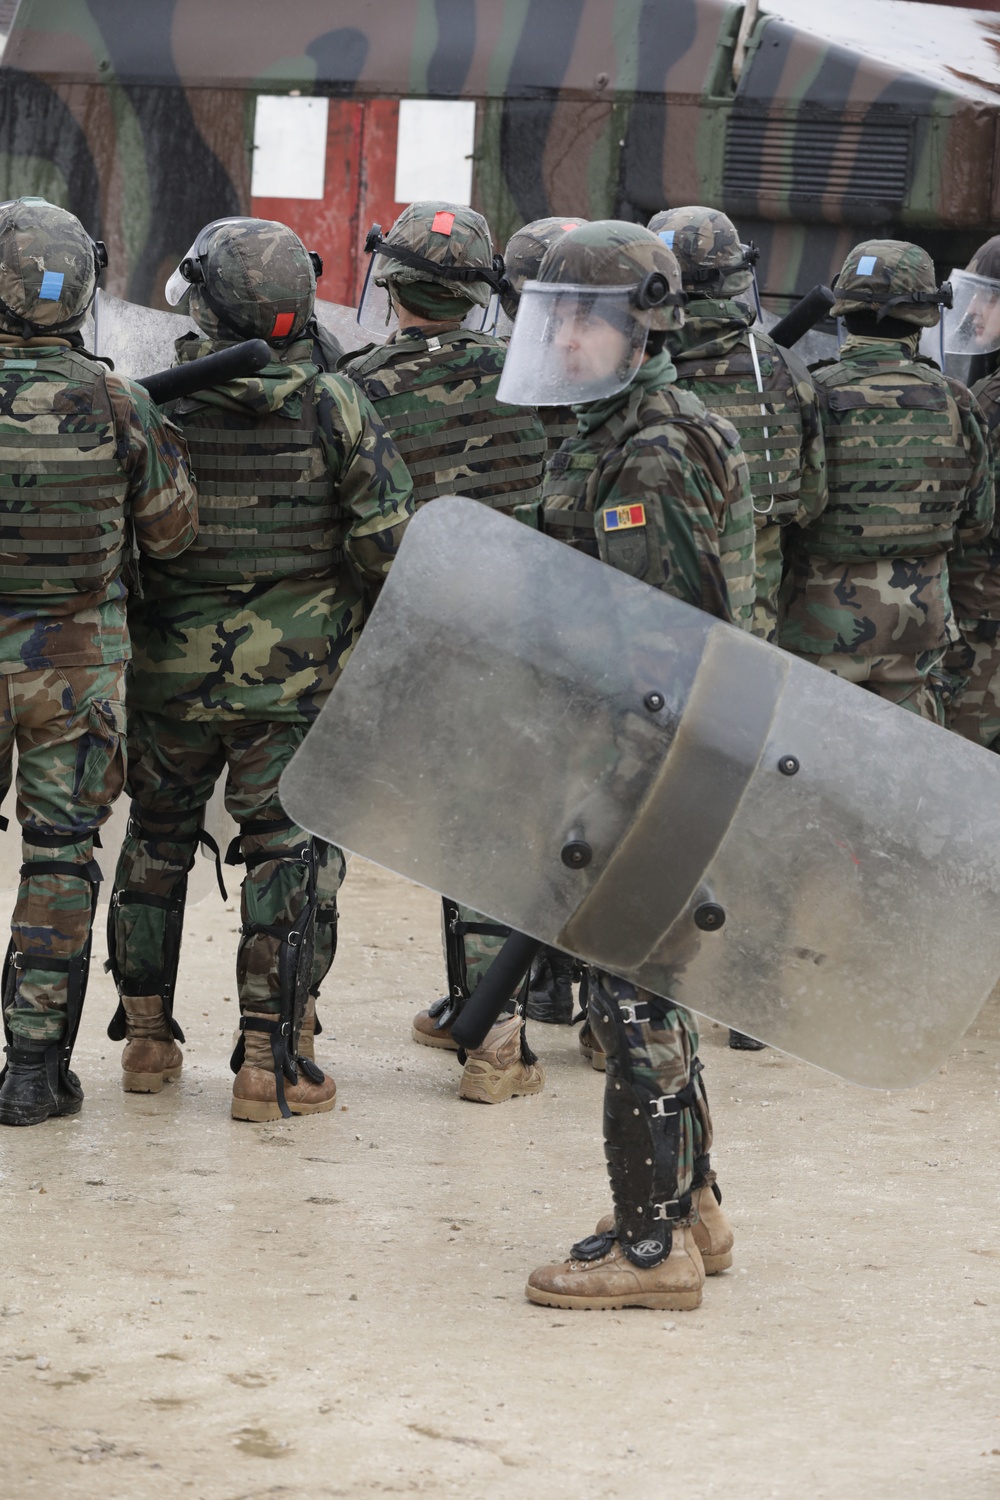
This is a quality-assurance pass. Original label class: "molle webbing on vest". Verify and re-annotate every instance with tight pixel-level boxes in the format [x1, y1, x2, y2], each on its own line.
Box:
[810, 365, 970, 560]
[0, 354, 129, 593]
[673, 351, 803, 519]
[540, 449, 600, 553]
[540, 407, 578, 452]
[352, 335, 545, 512]
[173, 392, 342, 583]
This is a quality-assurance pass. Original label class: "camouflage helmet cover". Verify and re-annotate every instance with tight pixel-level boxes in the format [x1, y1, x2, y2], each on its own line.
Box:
[375, 201, 497, 310]
[178, 217, 317, 345]
[503, 215, 589, 306]
[831, 239, 949, 328]
[537, 220, 685, 332]
[0, 197, 105, 336]
[647, 205, 754, 298]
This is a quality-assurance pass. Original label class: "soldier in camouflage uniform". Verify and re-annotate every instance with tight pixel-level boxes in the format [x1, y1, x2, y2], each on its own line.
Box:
[0, 198, 196, 1126]
[778, 240, 992, 721]
[496, 220, 751, 1309]
[343, 203, 548, 1105]
[943, 236, 1000, 749]
[648, 206, 826, 643]
[109, 218, 413, 1122]
[648, 205, 827, 1051]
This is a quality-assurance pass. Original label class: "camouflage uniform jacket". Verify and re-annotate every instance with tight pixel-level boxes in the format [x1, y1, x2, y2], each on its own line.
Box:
[670, 300, 827, 530]
[779, 336, 992, 657]
[127, 334, 413, 724]
[948, 369, 1000, 623]
[0, 335, 196, 671]
[343, 328, 546, 511]
[540, 352, 755, 627]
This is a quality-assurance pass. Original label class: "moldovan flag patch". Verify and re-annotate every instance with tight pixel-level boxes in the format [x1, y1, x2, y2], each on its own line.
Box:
[603, 503, 646, 531]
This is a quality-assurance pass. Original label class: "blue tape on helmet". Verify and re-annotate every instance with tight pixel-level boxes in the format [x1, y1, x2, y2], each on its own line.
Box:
[856, 256, 877, 277]
[658, 230, 675, 249]
[38, 270, 65, 301]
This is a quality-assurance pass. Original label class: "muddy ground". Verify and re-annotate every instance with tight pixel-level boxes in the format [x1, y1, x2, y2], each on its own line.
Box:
[0, 857, 998, 1499]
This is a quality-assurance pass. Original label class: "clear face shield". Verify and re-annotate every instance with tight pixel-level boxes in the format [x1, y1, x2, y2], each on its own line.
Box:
[164, 217, 254, 307]
[356, 252, 399, 340]
[496, 282, 649, 406]
[734, 242, 763, 322]
[941, 269, 1000, 357]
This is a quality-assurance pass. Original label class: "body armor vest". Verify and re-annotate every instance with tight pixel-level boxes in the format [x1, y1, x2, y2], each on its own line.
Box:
[542, 383, 755, 624]
[169, 377, 342, 585]
[0, 348, 129, 594]
[673, 336, 804, 524]
[349, 331, 545, 511]
[808, 359, 970, 561]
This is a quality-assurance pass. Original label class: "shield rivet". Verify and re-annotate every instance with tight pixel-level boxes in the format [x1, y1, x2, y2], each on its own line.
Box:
[778, 755, 800, 776]
[643, 691, 665, 712]
[694, 902, 726, 932]
[561, 839, 592, 868]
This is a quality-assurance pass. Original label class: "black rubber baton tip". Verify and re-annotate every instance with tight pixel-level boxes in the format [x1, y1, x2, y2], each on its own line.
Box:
[778, 755, 800, 776]
[769, 285, 836, 350]
[450, 930, 543, 1052]
[138, 339, 272, 405]
[693, 903, 726, 932]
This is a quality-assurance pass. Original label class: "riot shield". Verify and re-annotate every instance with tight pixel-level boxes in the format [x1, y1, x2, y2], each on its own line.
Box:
[279, 498, 1000, 1089]
[85, 291, 192, 377]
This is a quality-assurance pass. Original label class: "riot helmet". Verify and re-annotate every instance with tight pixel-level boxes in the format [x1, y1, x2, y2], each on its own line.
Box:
[647, 206, 758, 306]
[166, 217, 321, 346]
[357, 202, 504, 339]
[496, 220, 684, 407]
[831, 240, 951, 328]
[0, 197, 107, 338]
[500, 216, 589, 321]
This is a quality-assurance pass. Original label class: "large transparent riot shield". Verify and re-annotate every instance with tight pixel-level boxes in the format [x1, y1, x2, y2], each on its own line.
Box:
[280, 498, 1000, 1089]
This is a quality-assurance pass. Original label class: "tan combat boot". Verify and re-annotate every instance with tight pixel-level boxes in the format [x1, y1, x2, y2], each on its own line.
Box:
[412, 996, 460, 1051]
[597, 1187, 734, 1275]
[459, 1012, 544, 1104]
[231, 1012, 337, 1122]
[578, 1018, 606, 1071]
[526, 1227, 704, 1311]
[120, 995, 183, 1094]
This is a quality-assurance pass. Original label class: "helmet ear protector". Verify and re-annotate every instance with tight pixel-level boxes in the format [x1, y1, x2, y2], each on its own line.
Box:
[633, 271, 685, 311]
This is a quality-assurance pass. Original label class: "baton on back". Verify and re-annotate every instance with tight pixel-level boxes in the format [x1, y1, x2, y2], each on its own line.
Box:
[450, 930, 543, 1052]
[137, 338, 272, 405]
[769, 285, 835, 349]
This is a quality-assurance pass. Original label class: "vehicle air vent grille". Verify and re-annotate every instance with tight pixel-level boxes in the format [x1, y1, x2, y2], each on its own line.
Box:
[724, 115, 912, 206]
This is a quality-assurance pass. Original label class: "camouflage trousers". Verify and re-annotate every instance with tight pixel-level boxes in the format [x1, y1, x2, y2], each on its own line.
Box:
[111, 712, 344, 1024]
[796, 647, 947, 723]
[589, 973, 713, 1215]
[752, 522, 782, 643]
[0, 664, 126, 1044]
[944, 624, 1000, 752]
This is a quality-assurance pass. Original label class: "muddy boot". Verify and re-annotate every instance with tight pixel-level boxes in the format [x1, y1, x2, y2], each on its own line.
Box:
[412, 995, 461, 1051]
[578, 1017, 606, 1071]
[595, 1182, 734, 1276]
[0, 1040, 83, 1127]
[526, 1225, 704, 1311]
[526, 950, 576, 1025]
[728, 1028, 766, 1050]
[231, 1011, 337, 1122]
[459, 1011, 544, 1104]
[120, 994, 183, 1093]
[690, 1177, 734, 1274]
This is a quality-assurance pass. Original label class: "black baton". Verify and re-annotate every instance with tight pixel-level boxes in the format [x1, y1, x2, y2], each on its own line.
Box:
[138, 338, 272, 405]
[450, 930, 543, 1052]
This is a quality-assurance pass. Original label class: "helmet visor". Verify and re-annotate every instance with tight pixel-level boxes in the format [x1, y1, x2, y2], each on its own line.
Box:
[942, 269, 1000, 356]
[496, 282, 648, 406]
[164, 217, 254, 307]
[356, 253, 399, 340]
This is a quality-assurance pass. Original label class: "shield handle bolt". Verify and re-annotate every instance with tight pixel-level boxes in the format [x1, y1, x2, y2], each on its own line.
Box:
[778, 755, 799, 776]
[644, 692, 665, 712]
[561, 840, 593, 869]
[694, 903, 726, 931]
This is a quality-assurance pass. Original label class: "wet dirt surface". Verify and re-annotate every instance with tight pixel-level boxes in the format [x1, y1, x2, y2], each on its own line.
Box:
[1, 858, 998, 1498]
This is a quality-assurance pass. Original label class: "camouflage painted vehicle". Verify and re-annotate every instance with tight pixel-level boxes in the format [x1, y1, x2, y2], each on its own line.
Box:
[1, 1, 998, 317]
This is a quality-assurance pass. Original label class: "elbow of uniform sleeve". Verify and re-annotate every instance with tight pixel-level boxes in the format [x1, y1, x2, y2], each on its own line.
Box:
[133, 475, 199, 559]
[346, 514, 411, 583]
